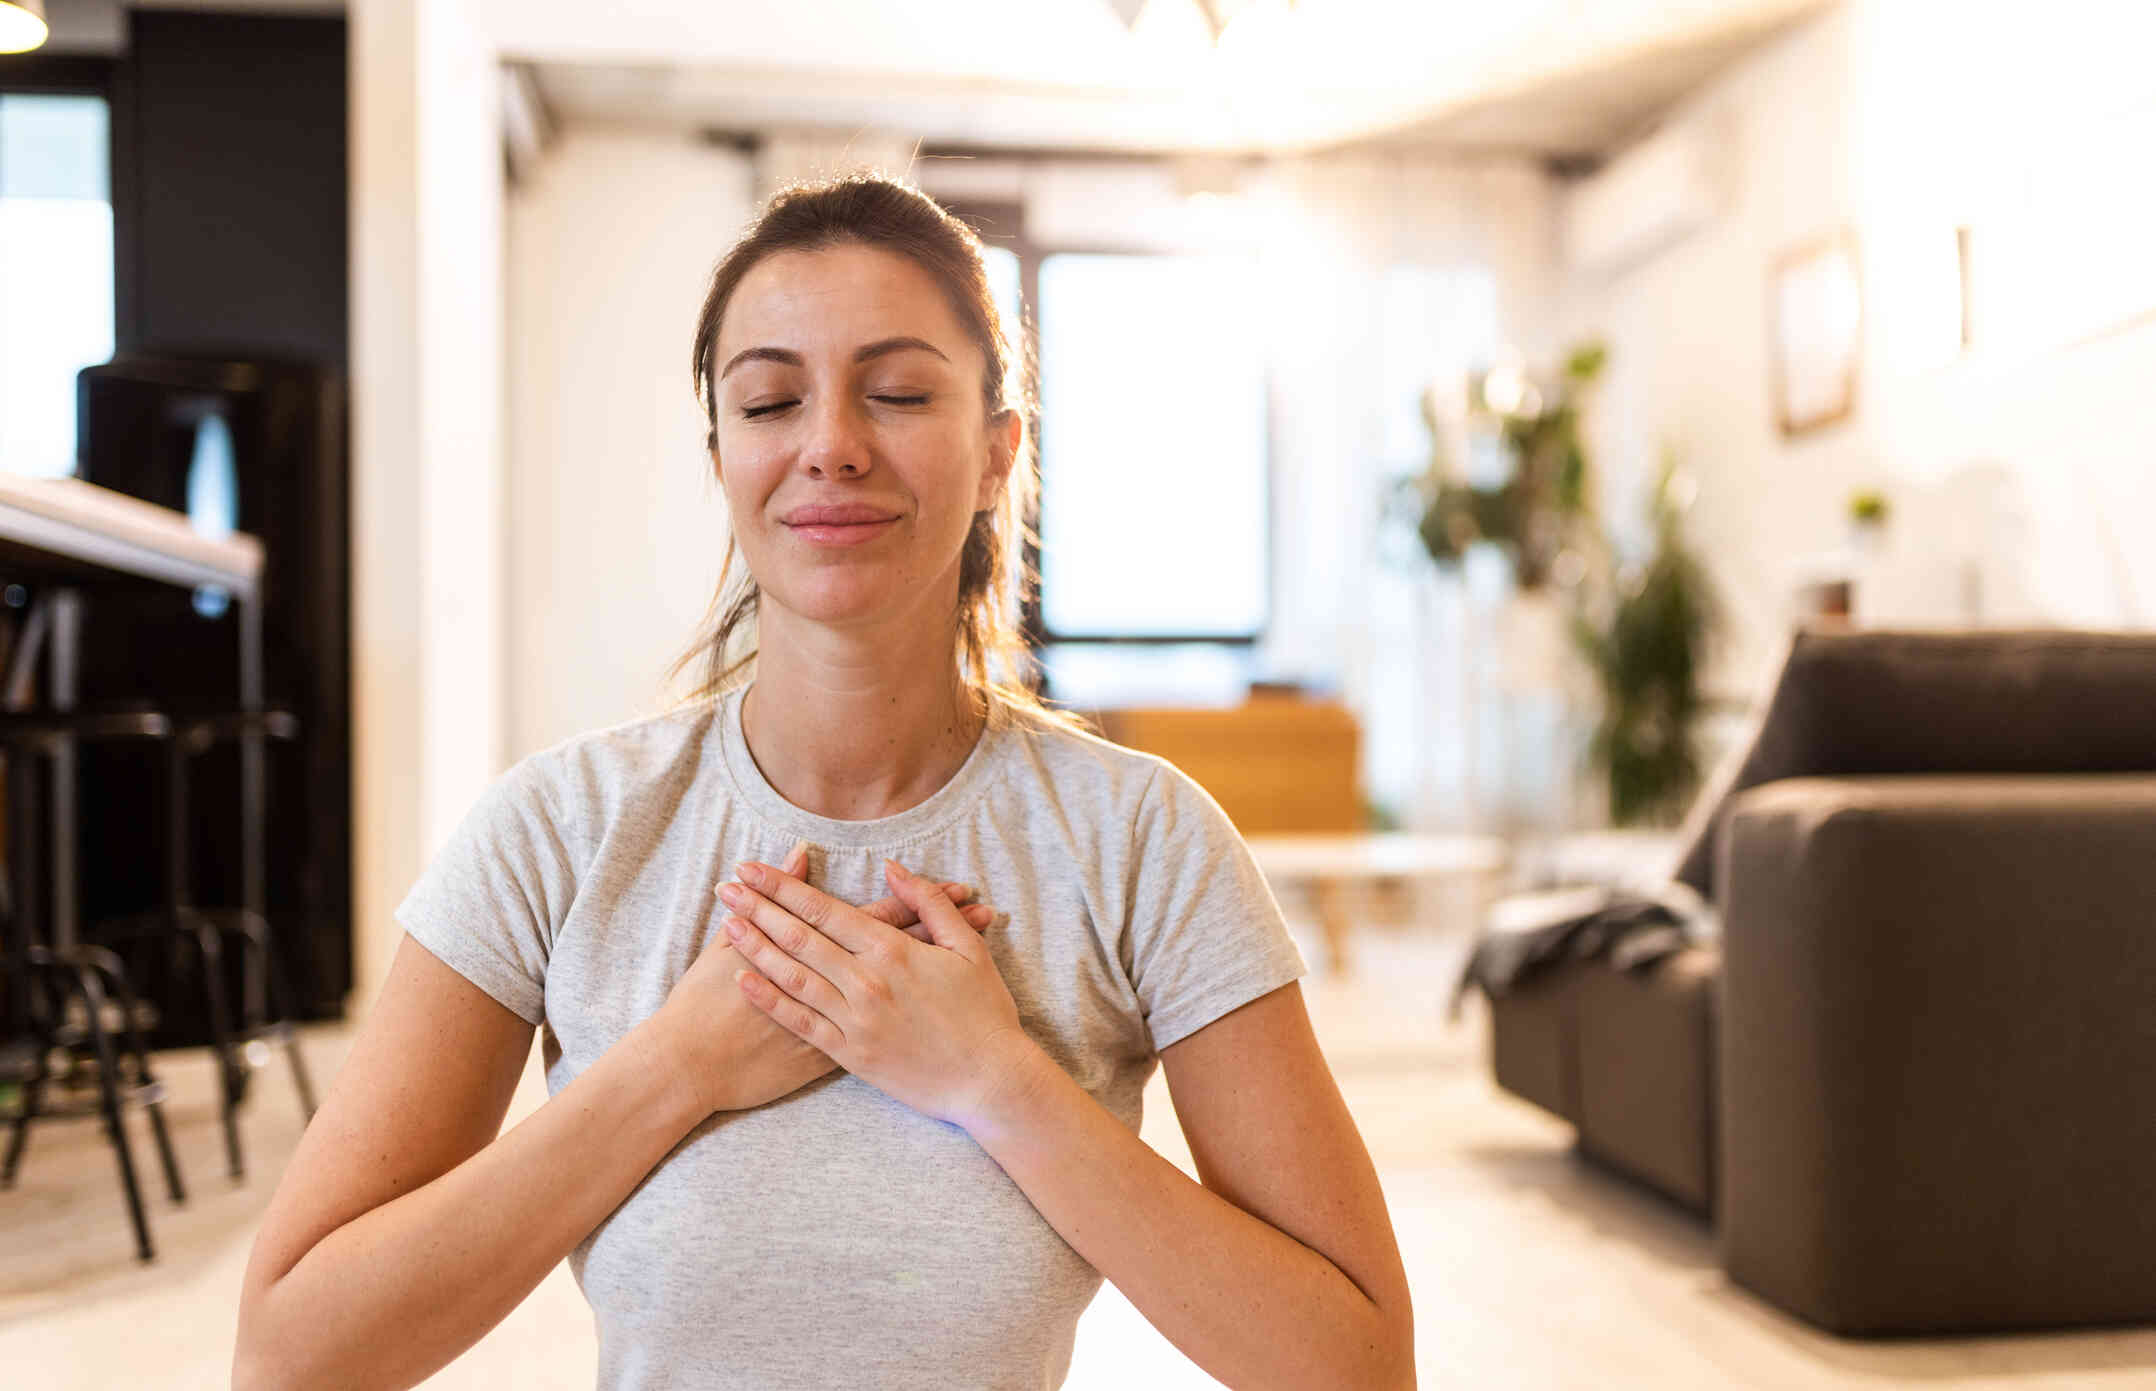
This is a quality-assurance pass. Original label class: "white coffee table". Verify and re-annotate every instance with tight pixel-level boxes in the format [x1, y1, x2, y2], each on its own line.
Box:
[1242, 832, 1510, 975]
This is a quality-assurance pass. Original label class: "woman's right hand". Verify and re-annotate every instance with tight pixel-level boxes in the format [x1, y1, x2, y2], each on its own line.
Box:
[650, 843, 999, 1117]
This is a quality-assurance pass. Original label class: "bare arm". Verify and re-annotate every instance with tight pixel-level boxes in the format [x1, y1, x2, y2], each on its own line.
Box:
[967, 983, 1415, 1390]
[231, 933, 709, 1391]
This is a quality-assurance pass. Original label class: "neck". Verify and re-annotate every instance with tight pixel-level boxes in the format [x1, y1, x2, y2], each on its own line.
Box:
[739, 604, 985, 822]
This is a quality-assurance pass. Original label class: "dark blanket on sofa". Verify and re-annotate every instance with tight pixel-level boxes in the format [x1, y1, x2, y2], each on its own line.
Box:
[1451, 886, 1701, 1015]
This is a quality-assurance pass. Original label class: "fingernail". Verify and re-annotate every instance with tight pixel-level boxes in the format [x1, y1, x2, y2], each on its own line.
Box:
[718, 883, 746, 907]
[883, 858, 911, 881]
[725, 916, 747, 941]
[739, 863, 768, 889]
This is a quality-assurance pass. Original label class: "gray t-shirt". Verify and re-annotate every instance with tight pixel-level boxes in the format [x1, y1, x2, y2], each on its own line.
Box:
[394, 683, 1308, 1390]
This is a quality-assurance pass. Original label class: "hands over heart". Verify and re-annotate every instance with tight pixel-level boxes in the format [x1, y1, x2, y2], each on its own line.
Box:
[717, 857, 1046, 1132]
[650, 843, 1003, 1118]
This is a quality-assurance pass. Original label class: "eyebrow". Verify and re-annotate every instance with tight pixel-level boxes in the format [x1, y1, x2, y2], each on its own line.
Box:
[717, 336, 951, 381]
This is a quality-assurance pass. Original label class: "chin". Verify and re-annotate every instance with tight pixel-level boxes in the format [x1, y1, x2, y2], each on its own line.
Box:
[764, 569, 915, 626]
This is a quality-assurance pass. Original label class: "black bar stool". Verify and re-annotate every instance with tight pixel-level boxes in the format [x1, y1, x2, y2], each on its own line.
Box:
[92, 708, 317, 1181]
[0, 709, 188, 1263]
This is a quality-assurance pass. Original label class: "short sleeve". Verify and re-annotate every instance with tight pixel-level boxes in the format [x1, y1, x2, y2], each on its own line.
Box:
[1122, 763, 1310, 1052]
[392, 755, 580, 1026]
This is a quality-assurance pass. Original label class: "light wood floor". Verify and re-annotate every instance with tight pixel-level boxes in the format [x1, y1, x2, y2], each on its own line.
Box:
[4, 921, 2153, 1389]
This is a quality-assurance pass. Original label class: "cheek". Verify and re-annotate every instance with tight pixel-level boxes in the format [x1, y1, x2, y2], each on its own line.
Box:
[716, 437, 781, 506]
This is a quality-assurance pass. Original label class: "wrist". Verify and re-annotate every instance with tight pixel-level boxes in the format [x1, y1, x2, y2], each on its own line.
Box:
[629, 1009, 727, 1128]
[958, 1032, 1059, 1147]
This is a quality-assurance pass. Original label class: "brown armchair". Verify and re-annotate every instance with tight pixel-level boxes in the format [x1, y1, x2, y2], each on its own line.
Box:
[1486, 629, 2156, 1335]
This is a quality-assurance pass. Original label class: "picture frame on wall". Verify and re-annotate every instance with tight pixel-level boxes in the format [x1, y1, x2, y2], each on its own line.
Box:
[1770, 228, 1862, 436]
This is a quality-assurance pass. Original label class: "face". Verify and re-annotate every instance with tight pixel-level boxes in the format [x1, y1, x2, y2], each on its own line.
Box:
[708, 243, 1018, 635]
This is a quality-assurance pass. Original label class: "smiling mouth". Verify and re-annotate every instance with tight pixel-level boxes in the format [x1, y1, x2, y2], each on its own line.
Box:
[783, 517, 898, 547]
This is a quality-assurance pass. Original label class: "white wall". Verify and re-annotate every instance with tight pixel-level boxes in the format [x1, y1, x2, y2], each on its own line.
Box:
[503, 128, 755, 757]
[1558, 0, 2156, 700]
[350, 0, 505, 1001]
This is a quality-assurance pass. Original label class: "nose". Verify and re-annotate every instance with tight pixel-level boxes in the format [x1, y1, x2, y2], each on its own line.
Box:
[797, 395, 871, 480]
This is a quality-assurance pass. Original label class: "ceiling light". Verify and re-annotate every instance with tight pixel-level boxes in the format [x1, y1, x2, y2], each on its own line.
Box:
[0, 0, 49, 54]
[1114, 0, 1303, 46]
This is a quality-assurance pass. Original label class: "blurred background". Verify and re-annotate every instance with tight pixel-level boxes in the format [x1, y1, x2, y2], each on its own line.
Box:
[4, 1, 2155, 1386]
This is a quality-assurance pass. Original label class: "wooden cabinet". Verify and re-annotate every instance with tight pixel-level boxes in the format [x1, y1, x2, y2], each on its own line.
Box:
[1091, 695, 1362, 833]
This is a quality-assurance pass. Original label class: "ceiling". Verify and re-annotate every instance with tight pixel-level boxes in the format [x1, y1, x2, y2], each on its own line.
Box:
[1358, 2, 1824, 159]
[33, 0, 1833, 162]
[527, 0, 1834, 162]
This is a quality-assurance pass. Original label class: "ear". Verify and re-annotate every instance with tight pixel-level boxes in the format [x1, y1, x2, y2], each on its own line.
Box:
[975, 409, 1021, 513]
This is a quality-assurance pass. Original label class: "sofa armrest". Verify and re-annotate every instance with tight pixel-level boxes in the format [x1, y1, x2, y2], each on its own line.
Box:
[1717, 774, 2156, 1334]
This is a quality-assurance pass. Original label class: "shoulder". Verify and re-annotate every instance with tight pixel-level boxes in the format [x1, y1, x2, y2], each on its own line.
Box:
[990, 701, 1228, 839]
[511, 699, 724, 825]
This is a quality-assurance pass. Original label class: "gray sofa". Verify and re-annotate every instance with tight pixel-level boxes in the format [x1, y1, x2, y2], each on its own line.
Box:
[1486, 629, 2156, 1335]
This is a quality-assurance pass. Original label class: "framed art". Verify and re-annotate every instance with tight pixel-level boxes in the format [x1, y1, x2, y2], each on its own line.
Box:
[1770, 228, 1862, 436]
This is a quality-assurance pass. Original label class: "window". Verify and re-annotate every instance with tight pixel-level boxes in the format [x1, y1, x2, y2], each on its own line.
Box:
[1034, 252, 1268, 642]
[0, 90, 114, 479]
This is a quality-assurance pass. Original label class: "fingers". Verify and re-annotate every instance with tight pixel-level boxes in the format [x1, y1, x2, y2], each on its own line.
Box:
[716, 879, 863, 997]
[721, 907, 852, 1017]
[736, 861, 890, 955]
[734, 861, 998, 948]
[859, 883, 972, 928]
[734, 968, 844, 1055]
[882, 859, 979, 954]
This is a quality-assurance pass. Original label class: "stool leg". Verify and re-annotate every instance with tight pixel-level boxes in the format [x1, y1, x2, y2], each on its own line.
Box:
[74, 963, 154, 1262]
[231, 911, 317, 1120]
[183, 917, 245, 1182]
[271, 963, 318, 1122]
[170, 741, 249, 1177]
[2, 1014, 50, 1187]
[79, 946, 186, 1206]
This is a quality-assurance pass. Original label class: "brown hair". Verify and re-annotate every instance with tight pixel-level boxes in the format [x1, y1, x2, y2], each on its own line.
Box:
[669, 172, 1085, 736]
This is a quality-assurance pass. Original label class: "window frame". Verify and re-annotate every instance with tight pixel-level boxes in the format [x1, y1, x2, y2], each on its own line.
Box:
[943, 196, 1274, 652]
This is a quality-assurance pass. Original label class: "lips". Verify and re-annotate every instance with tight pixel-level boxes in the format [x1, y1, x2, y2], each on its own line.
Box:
[779, 501, 903, 549]
[782, 503, 901, 526]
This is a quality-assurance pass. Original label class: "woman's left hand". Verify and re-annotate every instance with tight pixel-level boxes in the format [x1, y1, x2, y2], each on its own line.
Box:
[717, 857, 1046, 1131]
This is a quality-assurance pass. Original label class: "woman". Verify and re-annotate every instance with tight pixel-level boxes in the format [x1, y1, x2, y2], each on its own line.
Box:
[234, 175, 1413, 1390]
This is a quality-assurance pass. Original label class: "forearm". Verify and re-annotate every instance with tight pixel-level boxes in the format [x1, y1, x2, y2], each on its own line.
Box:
[236, 1021, 707, 1391]
[967, 1047, 1412, 1391]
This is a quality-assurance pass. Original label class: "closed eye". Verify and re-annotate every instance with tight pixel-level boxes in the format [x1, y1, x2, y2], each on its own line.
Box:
[872, 393, 931, 407]
[741, 400, 797, 419]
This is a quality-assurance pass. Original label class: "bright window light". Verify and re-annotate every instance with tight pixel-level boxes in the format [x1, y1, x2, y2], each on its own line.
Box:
[0, 93, 113, 479]
[1036, 252, 1268, 639]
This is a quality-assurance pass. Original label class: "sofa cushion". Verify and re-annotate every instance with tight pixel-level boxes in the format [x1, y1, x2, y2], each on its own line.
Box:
[1487, 959, 1584, 1125]
[1575, 946, 1719, 1216]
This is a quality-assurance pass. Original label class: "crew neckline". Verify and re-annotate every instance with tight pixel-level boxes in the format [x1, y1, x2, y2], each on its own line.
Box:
[716, 682, 1014, 850]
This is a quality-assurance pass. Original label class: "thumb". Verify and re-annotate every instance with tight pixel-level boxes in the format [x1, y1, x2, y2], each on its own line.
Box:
[884, 858, 975, 954]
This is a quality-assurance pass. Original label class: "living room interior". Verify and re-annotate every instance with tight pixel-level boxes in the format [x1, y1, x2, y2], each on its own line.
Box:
[3, 0, 2154, 1386]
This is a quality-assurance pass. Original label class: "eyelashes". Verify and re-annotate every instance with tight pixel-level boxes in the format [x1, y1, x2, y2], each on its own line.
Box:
[738, 394, 932, 420]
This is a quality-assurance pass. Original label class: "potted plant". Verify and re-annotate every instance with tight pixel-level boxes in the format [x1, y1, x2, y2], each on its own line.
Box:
[1397, 341, 1608, 589]
[1571, 459, 1722, 826]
